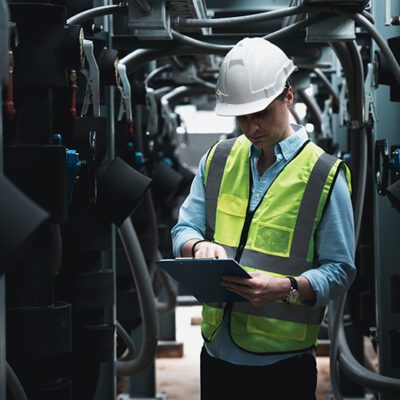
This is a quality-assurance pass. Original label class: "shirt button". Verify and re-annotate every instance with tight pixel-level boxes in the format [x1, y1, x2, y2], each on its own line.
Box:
[255, 193, 260, 199]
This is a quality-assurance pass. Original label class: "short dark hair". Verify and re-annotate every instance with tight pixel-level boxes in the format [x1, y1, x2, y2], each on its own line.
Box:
[276, 80, 291, 101]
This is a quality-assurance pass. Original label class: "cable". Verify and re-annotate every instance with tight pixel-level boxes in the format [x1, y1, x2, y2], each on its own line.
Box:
[117, 321, 135, 362]
[116, 218, 158, 377]
[67, 3, 127, 25]
[6, 362, 28, 400]
[173, 4, 307, 28]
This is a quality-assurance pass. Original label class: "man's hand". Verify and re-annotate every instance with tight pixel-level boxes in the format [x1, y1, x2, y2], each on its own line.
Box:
[194, 241, 227, 259]
[181, 239, 228, 259]
[221, 272, 289, 307]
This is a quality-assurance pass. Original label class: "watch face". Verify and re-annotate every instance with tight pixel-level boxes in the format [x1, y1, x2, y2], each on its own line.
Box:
[288, 290, 299, 304]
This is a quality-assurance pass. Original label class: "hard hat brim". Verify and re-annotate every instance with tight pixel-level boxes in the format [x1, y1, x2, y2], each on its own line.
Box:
[215, 96, 276, 117]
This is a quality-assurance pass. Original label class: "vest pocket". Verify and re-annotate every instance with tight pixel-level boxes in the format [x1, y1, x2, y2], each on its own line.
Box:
[246, 314, 308, 342]
[215, 193, 247, 245]
[249, 222, 293, 257]
[202, 304, 223, 327]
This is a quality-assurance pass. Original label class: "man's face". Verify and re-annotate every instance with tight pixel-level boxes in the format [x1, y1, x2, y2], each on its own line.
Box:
[236, 87, 293, 150]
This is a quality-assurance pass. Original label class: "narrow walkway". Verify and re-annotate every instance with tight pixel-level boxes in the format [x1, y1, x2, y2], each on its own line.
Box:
[156, 306, 332, 400]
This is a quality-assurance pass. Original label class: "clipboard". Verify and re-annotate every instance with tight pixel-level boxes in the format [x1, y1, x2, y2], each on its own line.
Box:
[155, 258, 251, 303]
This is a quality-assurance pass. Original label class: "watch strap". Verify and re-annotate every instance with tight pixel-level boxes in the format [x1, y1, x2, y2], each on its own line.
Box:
[287, 276, 298, 291]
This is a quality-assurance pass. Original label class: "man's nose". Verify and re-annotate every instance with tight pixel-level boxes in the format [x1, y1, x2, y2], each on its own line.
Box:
[244, 115, 260, 134]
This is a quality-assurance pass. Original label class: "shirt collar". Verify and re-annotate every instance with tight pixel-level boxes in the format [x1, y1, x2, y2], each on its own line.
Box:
[250, 124, 308, 161]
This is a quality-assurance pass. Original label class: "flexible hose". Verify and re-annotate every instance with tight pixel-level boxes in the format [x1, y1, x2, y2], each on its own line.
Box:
[67, 4, 127, 25]
[173, 4, 307, 28]
[6, 362, 28, 400]
[116, 218, 158, 377]
[117, 321, 135, 362]
[313, 68, 340, 112]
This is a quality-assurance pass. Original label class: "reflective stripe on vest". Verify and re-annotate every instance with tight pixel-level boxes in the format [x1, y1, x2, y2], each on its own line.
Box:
[205, 137, 237, 240]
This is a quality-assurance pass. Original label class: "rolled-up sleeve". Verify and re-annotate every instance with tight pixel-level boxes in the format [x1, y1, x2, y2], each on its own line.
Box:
[171, 154, 208, 257]
[301, 170, 356, 308]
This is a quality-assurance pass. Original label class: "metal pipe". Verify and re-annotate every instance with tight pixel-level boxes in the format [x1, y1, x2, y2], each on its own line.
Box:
[6, 363, 28, 400]
[67, 4, 127, 25]
[116, 218, 158, 377]
[173, 4, 307, 28]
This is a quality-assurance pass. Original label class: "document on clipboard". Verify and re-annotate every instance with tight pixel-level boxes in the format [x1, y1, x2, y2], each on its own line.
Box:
[155, 258, 251, 303]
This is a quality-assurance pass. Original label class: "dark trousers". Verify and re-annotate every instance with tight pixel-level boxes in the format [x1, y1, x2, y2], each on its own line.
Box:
[200, 346, 317, 400]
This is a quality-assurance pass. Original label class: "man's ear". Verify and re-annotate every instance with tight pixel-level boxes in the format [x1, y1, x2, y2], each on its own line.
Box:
[285, 86, 294, 107]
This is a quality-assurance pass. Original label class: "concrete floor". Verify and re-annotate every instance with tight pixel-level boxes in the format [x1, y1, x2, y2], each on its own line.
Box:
[156, 306, 333, 400]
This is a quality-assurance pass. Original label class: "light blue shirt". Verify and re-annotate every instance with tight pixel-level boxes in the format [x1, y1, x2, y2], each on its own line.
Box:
[171, 125, 356, 366]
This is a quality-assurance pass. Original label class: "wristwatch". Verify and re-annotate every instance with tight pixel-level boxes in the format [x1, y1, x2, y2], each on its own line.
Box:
[285, 276, 299, 304]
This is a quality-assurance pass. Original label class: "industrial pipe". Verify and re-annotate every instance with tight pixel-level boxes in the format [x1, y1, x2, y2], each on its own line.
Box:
[116, 218, 158, 377]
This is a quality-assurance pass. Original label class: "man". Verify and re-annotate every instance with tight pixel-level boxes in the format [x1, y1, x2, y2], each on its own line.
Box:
[171, 37, 355, 400]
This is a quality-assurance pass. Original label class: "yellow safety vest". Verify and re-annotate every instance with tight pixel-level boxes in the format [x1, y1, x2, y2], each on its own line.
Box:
[201, 135, 352, 354]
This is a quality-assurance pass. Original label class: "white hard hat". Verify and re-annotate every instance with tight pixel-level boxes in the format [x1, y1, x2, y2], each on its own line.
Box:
[215, 37, 297, 116]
